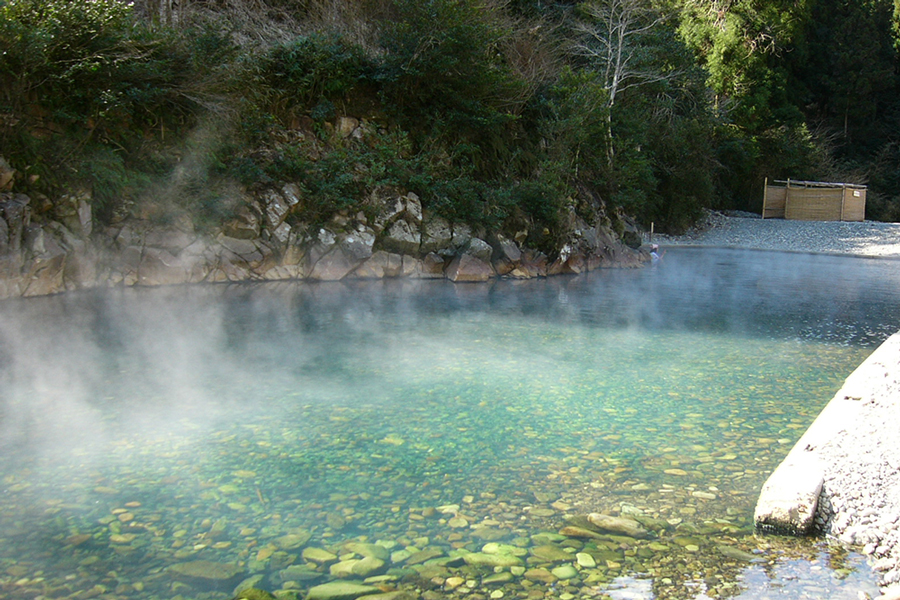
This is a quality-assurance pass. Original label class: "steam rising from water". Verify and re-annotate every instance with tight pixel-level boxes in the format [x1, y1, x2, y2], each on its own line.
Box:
[0, 247, 898, 600]
[2, 248, 899, 463]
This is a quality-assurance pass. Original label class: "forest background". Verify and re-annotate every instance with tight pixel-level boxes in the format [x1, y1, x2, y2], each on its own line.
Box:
[1, 0, 899, 244]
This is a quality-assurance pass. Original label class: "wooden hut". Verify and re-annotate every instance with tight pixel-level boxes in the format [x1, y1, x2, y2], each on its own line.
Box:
[762, 179, 866, 221]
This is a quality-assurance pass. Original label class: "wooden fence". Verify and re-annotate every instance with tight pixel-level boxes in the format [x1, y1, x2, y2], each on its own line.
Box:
[762, 179, 866, 221]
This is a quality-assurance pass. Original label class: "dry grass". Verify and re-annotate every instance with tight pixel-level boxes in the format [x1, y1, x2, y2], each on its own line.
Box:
[132, 0, 394, 50]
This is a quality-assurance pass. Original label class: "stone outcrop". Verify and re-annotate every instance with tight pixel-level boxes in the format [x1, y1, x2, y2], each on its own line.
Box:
[755, 333, 900, 591]
[754, 454, 825, 535]
[0, 178, 647, 299]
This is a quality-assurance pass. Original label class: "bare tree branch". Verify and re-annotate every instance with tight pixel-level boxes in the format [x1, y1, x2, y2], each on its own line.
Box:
[571, 0, 680, 167]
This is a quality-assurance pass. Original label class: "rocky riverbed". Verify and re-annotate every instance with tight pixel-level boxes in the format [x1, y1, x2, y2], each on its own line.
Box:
[3, 268, 896, 600]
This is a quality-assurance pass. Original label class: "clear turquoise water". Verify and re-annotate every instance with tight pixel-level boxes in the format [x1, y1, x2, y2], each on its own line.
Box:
[1, 248, 899, 600]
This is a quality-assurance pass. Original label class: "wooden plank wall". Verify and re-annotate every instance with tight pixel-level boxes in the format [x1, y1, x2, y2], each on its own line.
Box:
[763, 184, 865, 221]
[841, 187, 866, 221]
[785, 188, 844, 221]
[763, 186, 787, 219]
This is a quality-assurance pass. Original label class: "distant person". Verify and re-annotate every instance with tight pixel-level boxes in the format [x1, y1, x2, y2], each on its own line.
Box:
[650, 244, 665, 262]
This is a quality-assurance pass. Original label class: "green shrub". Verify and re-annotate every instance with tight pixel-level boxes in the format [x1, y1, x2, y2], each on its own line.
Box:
[256, 33, 375, 114]
[0, 0, 242, 227]
[509, 180, 563, 231]
[377, 0, 525, 175]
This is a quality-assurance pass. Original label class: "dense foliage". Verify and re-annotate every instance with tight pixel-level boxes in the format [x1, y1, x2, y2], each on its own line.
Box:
[1, 0, 898, 237]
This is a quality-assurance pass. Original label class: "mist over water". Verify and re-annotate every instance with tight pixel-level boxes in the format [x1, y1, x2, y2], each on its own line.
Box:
[1, 247, 899, 600]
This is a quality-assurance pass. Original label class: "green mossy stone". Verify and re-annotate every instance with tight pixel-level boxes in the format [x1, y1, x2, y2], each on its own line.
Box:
[345, 542, 390, 561]
[305, 581, 381, 600]
[551, 564, 578, 580]
[462, 552, 523, 568]
[482, 571, 514, 585]
[169, 560, 243, 584]
[530, 544, 573, 563]
[233, 588, 276, 600]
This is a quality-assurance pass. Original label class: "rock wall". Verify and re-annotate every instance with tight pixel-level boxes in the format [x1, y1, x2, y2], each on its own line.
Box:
[0, 187, 647, 299]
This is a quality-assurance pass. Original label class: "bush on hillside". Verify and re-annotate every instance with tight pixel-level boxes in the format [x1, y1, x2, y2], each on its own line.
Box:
[255, 32, 376, 118]
[0, 0, 239, 225]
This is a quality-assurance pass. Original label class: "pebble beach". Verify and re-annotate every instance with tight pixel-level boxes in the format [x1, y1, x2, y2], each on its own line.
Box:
[654, 211, 900, 258]
[659, 212, 900, 600]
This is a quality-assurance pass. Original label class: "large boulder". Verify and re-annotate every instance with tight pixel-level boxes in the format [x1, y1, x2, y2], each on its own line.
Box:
[754, 455, 824, 535]
[445, 254, 494, 283]
[22, 252, 66, 297]
[1, 193, 31, 252]
[416, 252, 446, 278]
[509, 250, 548, 279]
[372, 192, 421, 232]
[380, 219, 420, 255]
[218, 236, 267, 266]
[420, 218, 453, 254]
[262, 184, 302, 243]
[143, 227, 197, 254]
[137, 248, 191, 286]
[491, 235, 522, 275]
[54, 190, 92, 237]
[308, 228, 375, 280]
[464, 238, 493, 262]
[309, 246, 360, 281]
[222, 202, 261, 239]
[342, 226, 376, 261]
[336, 116, 359, 138]
[353, 251, 406, 278]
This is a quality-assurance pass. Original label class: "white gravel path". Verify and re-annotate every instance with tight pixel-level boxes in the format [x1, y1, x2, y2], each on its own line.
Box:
[654, 211, 900, 258]
[658, 212, 900, 599]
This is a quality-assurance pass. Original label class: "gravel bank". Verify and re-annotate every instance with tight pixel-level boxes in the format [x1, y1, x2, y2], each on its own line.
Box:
[654, 211, 900, 258]
[660, 212, 900, 598]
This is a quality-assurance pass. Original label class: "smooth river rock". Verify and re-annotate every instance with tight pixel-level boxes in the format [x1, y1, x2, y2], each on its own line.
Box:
[586, 513, 653, 539]
[306, 581, 382, 600]
[462, 552, 524, 568]
[168, 560, 243, 586]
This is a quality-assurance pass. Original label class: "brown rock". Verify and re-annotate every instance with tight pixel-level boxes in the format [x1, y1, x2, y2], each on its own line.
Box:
[168, 560, 243, 585]
[523, 568, 557, 583]
[558, 526, 606, 540]
[491, 235, 521, 275]
[381, 220, 420, 255]
[310, 247, 359, 281]
[138, 248, 189, 286]
[586, 513, 652, 539]
[445, 254, 494, 283]
[0, 157, 15, 191]
[530, 544, 573, 563]
[336, 116, 359, 138]
[416, 252, 446, 278]
[222, 204, 260, 239]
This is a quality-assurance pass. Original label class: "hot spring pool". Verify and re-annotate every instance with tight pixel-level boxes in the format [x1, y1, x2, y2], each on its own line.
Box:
[1, 247, 900, 600]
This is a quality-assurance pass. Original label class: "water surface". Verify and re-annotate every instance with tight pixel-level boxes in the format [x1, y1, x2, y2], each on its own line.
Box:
[1, 248, 899, 600]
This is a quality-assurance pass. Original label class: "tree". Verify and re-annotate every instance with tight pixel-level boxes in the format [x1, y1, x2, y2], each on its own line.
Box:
[789, 0, 898, 157]
[573, 0, 674, 167]
[377, 0, 527, 176]
[676, 0, 811, 130]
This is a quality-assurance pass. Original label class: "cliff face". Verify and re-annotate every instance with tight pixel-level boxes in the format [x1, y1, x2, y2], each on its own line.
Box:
[0, 187, 646, 299]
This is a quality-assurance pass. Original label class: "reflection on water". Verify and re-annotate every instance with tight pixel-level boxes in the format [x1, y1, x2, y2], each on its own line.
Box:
[1, 248, 899, 600]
